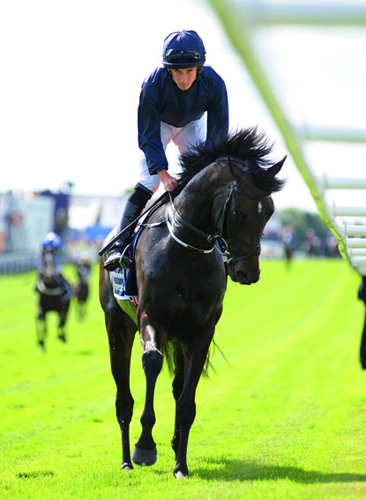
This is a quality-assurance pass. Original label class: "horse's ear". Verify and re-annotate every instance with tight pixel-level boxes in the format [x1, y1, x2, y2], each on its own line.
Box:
[267, 155, 287, 176]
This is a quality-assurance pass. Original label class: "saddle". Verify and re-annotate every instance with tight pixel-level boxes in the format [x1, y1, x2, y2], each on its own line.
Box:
[36, 275, 73, 300]
[112, 194, 169, 304]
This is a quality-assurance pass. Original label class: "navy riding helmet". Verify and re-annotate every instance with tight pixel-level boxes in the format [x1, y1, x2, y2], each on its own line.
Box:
[162, 30, 206, 69]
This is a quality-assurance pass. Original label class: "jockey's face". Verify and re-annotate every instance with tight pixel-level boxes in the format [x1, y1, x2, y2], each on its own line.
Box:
[171, 67, 198, 91]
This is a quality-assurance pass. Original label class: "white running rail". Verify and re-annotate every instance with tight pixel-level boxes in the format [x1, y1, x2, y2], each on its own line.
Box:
[207, 0, 366, 276]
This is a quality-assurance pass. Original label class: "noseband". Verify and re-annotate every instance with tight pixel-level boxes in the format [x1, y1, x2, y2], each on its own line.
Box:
[166, 159, 271, 264]
[215, 182, 269, 264]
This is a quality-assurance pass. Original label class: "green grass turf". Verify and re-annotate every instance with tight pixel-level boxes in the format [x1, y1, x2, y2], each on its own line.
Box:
[1, 258, 366, 499]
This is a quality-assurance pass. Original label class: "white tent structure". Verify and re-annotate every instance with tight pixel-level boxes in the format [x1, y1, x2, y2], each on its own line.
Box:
[207, 0, 366, 276]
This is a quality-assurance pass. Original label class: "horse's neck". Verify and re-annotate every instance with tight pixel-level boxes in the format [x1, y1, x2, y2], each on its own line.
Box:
[174, 164, 227, 232]
[41, 260, 60, 285]
[42, 263, 56, 276]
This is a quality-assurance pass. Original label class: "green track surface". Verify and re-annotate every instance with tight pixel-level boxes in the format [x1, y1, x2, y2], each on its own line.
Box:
[1, 258, 366, 499]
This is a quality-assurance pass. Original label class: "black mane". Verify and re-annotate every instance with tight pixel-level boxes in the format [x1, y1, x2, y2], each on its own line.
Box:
[177, 127, 284, 193]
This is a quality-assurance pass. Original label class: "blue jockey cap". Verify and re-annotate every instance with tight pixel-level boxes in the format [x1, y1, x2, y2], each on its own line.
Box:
[162, 30, 206, 68]
[41, 231, 62, 250]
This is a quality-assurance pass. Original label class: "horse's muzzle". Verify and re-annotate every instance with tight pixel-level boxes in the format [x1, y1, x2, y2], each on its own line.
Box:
[228, 264, 260, 285]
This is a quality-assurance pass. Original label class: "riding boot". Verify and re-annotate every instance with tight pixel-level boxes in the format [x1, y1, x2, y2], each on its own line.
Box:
[104, 184, 153, 271]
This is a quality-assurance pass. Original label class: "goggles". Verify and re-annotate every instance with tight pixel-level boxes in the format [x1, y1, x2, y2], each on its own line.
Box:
[164, 49, 203, 64]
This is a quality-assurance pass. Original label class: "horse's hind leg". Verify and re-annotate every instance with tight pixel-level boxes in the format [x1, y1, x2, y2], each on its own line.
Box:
[171, 345, 185, 459]
[99, 262, 137, 470]
[133, 313, 163, 466]
[106, 307, 137, 470]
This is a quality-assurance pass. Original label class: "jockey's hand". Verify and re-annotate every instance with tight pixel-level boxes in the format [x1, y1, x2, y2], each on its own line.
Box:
[158, 169, 179, 191]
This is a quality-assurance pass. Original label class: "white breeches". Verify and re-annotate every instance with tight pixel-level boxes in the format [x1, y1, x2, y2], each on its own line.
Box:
[138, 115, 206, 193]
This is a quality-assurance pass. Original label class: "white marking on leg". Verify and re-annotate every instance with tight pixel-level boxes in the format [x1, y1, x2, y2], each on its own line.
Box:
[142, 325, 162, 355]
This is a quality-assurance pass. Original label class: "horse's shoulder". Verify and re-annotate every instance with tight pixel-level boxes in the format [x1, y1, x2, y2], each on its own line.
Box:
[138, 203, 168, 239]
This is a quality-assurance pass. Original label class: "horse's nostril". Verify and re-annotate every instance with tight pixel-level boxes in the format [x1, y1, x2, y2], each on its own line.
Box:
[236, 271, 248, 284]
[236, 269, 260, 285]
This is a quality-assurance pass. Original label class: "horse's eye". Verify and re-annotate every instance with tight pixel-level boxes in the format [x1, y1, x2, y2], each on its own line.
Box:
[233, 211, 245, 222]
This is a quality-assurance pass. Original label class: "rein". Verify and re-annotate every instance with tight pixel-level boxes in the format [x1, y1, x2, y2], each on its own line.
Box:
[99, 157, 271, 264]
[167, 200, 230, 261]
[166, 157, 271, 264]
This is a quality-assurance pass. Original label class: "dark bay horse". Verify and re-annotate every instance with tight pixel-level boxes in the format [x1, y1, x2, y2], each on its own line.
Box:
[35, 250, 72, 351]
[74, 256, 91, 321]
[99, 128, 285, 477]
[74, 276, 89, 321]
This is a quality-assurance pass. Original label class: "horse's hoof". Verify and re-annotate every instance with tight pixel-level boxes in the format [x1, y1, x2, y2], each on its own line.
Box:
[58, 334, 66, 343]
[174, 470, 188, 479]
[132, 445, 157, 466]
[120, 462, 133, 471]
[174, 463, 189, 479]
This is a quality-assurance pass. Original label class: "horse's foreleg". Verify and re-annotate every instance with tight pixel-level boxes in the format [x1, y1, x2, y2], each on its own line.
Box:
[173, 330, 214, 479]
[133, 314, 163, 466]
[36, 318, 47, 351]
[58, 313, 67, 342]
[58, 300, 70, 342]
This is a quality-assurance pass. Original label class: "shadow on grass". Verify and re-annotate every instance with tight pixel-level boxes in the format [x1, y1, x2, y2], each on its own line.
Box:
[192, 458, 366, 484]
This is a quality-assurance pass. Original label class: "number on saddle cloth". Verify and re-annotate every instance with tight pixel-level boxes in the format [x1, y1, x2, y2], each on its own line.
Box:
[112, 225, 143, 301]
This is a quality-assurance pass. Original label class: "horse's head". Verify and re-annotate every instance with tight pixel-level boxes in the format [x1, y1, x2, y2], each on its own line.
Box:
[220, 155, 286, 285]
[40, 249, 58, 283]
[177, 126, 286, 284]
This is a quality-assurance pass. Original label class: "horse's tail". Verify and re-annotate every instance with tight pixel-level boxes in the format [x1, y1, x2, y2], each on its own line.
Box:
[161, 341, 215, 378]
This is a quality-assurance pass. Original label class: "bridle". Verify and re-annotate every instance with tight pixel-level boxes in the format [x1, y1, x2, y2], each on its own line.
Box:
[166, 158, 271, 264]
[38, 250, 65, 293]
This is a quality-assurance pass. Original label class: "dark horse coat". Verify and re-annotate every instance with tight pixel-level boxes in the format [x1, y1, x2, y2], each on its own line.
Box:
[99, 127, 285, 477]
[36, 252, 72, 351]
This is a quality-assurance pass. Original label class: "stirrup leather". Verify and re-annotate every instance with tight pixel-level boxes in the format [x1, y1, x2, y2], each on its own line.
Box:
[104, 245, 132, 270]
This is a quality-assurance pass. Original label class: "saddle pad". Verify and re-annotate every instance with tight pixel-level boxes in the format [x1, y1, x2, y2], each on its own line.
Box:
[111, 204, 164, 306]
[112, 267, 139, 305]
[36, 279, 65, 297]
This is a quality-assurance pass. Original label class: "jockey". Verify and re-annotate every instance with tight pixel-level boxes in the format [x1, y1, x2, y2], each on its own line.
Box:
[37, 231, 73, 298]
[38, 231, 63, 273]
[104, 29, 229, 271]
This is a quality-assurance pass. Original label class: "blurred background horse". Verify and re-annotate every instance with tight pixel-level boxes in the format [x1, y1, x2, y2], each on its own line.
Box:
[73, 251, 91, 321]
[35, 233, 72, 351]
